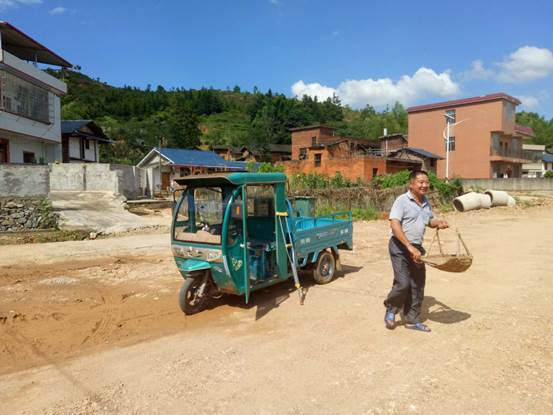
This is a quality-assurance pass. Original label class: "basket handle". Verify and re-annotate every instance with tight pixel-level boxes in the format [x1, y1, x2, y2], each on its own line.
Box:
[456, 229, 471, 257]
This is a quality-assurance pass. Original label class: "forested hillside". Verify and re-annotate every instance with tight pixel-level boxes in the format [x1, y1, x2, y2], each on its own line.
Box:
[47, 69, 552, 165]
[47, 69, 409, 165]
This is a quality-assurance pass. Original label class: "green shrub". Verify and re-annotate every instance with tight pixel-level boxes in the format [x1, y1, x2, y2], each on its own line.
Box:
[544, 170, 553, 178]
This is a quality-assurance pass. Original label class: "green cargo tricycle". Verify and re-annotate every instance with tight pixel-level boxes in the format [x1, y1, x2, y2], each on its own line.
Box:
[171, 172, 353, 314]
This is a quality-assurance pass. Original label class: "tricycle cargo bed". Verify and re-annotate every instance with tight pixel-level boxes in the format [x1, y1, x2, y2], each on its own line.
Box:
[292, 212, 353, 258]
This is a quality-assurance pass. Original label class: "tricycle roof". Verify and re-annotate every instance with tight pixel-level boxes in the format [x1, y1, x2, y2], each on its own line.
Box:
[174, 172, 287, 187]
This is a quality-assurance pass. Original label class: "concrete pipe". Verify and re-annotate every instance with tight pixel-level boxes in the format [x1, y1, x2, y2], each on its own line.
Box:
[485, 190, 510, 207]
[507, 195, 516, 207]
[453, 192, 482, 212]
[478, 193, 492, 209]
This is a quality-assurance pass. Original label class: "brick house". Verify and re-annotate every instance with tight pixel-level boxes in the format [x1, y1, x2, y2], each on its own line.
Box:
[282, 126, 441, 182]
[407, 93, 533, 179]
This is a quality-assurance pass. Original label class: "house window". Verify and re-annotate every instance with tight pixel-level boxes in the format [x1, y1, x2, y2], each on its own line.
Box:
[372, 168, 378, 177]
[0, 70, 50, 123]
[445, 137, 455, 151]
[299, 148, 307, 160]
[23, 151, 36, 164]
[0, 139, 8, 163]
[314, 153, 321, 167]
[445, 109, 456, 124]
[311, 136, 317, 146]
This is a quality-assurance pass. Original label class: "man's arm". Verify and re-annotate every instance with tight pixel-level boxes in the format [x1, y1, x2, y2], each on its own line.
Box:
[390, 219, 423, 263]
[428, 218, 449, 229]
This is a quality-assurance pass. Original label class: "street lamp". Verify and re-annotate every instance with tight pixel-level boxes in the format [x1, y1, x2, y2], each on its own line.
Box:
[443, 114, 467, 180]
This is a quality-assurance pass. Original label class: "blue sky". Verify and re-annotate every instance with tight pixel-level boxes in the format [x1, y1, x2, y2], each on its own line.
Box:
[2, 0, 553, 117]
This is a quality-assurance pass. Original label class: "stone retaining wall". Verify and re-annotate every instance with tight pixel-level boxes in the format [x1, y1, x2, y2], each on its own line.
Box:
[0, 198, 58, 232]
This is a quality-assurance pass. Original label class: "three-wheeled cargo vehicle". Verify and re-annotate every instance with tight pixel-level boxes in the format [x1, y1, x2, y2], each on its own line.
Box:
[171, 172, 353, 314]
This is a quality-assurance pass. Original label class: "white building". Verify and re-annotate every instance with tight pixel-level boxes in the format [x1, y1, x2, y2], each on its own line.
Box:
[0, 21, 71, 164]
[522, 144, 553, 178]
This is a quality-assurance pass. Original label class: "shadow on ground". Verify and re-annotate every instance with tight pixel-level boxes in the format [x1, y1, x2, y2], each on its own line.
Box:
[422, 296, 471, 324]
[204, 264, 363, 321]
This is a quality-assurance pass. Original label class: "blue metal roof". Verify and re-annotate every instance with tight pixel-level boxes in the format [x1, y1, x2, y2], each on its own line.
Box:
[543, 153, 553, 163]
[406, 147, 444, 160]
[158, 148, 248, 170]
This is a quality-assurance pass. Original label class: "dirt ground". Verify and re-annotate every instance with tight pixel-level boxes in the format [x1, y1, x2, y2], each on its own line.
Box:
[1, 199, 552, 414]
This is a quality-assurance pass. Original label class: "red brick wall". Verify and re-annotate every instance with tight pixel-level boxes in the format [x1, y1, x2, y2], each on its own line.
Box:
[282, 156, 387, 182]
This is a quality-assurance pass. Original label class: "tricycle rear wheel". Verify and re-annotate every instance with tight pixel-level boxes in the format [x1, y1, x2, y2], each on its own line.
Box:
[179, 277, 209, 315]
[313, 251, 335, 284]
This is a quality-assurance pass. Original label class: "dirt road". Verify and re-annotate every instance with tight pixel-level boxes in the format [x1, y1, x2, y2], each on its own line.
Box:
[1, 203, 552, 414]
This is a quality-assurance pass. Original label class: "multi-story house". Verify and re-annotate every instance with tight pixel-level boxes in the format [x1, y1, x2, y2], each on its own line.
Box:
[407, 93, 533, 178]
[0, 22, 71, 164]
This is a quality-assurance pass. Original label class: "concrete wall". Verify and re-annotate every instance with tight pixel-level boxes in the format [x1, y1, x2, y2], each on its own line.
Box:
[4, 135, 60, 164]
[462, 178, 553, 192]
[0, 164, 50, 197]
[49, 163, 145, 199]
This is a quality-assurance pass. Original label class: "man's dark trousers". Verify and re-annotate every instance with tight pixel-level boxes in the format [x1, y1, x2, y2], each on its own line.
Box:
[384, 236, 426, 324]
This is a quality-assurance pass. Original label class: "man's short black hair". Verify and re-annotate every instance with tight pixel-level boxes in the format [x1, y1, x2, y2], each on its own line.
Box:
[409, 170, 429, 181]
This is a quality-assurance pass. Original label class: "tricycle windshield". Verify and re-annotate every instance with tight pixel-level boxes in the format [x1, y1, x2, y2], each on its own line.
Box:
[173, 186, 227, 245]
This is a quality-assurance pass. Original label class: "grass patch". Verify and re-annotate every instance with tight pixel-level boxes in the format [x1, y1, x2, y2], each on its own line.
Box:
[0, 229, 92, 245]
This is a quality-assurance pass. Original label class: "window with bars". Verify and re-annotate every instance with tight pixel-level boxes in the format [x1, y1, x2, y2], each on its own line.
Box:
[0, 70, 50, 123]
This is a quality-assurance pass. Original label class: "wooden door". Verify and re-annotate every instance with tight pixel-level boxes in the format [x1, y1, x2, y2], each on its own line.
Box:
[161, 172, 171, 191]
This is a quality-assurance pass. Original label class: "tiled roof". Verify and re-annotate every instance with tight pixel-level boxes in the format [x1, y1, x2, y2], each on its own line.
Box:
[288, 125, 336, 132]
[405, 147, 444, 160]
[515, 124, 535, 137]
[61, 120, 111, 142]
[407, 93, 521, 113]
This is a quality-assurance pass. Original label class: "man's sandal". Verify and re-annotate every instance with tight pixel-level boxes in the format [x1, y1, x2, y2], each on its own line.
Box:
[384, 311, 395, 330]
[405, 323, 431, 332]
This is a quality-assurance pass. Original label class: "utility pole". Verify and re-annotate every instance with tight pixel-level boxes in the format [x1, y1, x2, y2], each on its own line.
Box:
[443, 114, 466, 180]
[158, 137, 164, 196]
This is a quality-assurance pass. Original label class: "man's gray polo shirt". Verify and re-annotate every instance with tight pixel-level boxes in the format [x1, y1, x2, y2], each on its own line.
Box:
[389, 191, 433, 245]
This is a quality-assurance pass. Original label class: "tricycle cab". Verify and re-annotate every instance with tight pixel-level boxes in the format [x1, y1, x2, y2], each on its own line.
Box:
[171, 172, 353, 314]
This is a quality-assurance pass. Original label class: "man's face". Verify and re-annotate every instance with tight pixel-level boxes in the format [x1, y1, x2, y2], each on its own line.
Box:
[409, 173, 430, 198]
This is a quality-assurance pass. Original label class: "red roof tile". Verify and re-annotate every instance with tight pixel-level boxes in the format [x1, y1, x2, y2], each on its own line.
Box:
[515, 124, 535, 137]
[407, 93, 521, 113]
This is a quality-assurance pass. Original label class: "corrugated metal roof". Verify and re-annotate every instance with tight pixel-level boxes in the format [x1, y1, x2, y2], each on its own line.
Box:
[407, 93, 521, 113]
[0, 21, 72, 67]
[543, 153, 553, 163]
[406, 147, 444, 160]
[158, 148, 248, 170]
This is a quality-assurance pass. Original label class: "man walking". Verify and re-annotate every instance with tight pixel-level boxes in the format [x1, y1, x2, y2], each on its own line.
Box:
[384, 170, 448, 332]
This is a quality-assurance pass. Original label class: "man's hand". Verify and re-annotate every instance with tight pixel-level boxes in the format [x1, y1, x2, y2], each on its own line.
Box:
[407, 244, 422, 263]
[430, 219, 449, 229]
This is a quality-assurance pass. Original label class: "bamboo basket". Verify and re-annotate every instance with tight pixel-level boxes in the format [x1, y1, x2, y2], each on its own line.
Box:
[422, 229, 473, 273]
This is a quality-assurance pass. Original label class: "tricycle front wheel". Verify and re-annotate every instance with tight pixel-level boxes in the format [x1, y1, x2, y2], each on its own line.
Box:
[313, 251, 335, 284]
[179, 277, 209, 315]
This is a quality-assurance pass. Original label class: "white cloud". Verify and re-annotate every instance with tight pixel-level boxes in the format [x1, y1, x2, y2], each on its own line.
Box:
[461, 59, 493, 81]
[292, 80, 336, 102]
[0, 0, 41, 11]
[292, 67, 459, 109]
[49, 6, 66, 14]
[497, 46, 553, 83]
[517, 95, 540, 109]
[269, 0, 280, 5]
